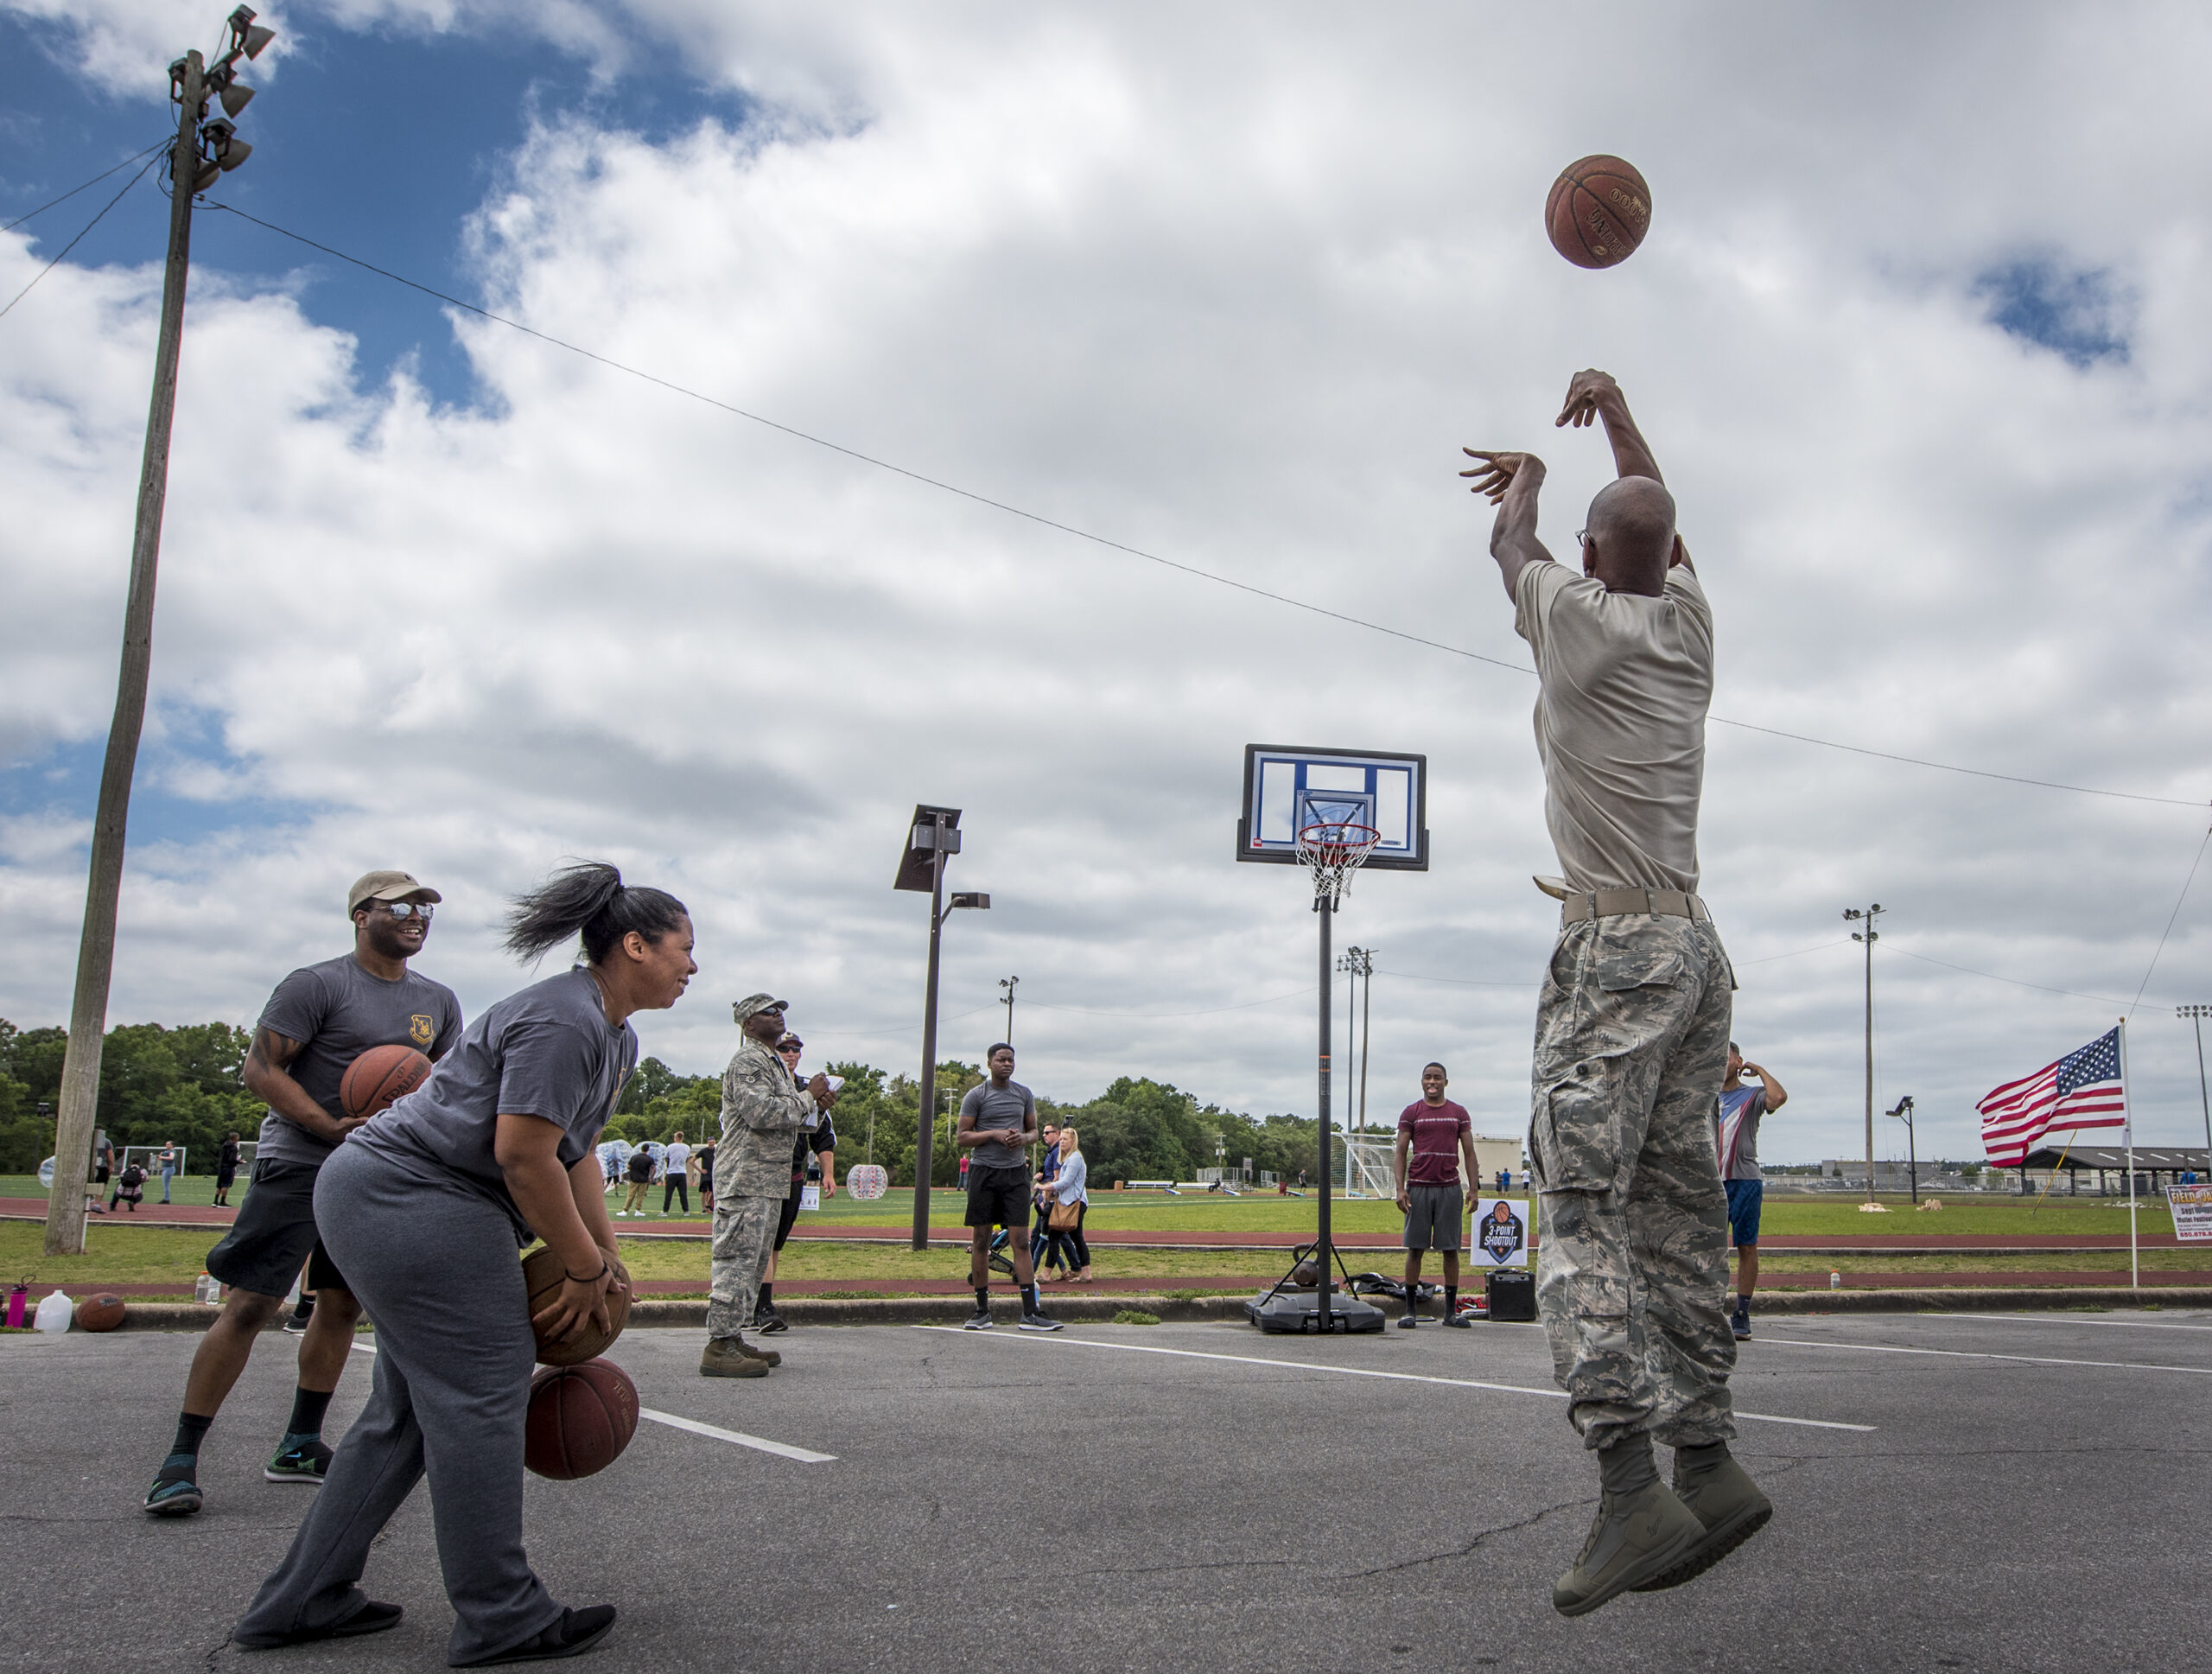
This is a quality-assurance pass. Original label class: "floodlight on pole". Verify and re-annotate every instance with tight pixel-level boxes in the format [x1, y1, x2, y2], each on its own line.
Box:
[42, 7, 273, 1259]
[2178, 1005, 2212, 1169]
[1844, 904, 1883, 1207]
[998, 974, 1019, 1046]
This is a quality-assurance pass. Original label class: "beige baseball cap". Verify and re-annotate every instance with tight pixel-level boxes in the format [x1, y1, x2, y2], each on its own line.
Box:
[346, 869, 442, 917]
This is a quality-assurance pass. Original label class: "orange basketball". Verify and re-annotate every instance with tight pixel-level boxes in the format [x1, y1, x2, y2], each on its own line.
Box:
[522, 1244, 631, 1366]
[524, 1360, 639, 1480]
[339, 1043, 432, 1119]
[75, 1294, 126, 1332]
[1545, 155, 1652, 270]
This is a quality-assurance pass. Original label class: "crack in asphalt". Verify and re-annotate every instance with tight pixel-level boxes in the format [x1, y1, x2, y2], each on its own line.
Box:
[1343, 1497, 1587, 1579]
[1071, 1554, 1300, 1578]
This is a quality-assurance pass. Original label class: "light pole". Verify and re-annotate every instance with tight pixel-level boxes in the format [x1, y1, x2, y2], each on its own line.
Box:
[43, 8, 272, 1258]
[2179, 1006, 2212, 1174]
[1843, 903, 1884, 1207]
[1886, 1096, 1917, 1204]
[893, 805, 988, 1251]
[999, 975, 1019, 1047]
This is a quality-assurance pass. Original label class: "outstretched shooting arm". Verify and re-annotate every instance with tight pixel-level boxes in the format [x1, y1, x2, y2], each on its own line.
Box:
[1459, 449, 1554, 601]
[1559, 369, 1694, 574]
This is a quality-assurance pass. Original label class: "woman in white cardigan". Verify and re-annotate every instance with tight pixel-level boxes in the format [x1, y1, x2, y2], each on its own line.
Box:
[1043, 1126, 1092, 1283]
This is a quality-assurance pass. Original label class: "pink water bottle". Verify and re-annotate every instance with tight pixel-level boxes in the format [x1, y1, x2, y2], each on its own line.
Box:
[5, 1279, 27, 1328]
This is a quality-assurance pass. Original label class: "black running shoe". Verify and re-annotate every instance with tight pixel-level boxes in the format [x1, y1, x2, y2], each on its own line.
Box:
[1397, 1312, 1419, 1329]
[963, 1308, 995, 1330]
[454, 1605, 614, 1666]
[233, 1601, 403, 1649]
[265, 1436, 334, 1484]
[753, 1308, 789, 1336]
[143, 1455, 203, 1518]
[1018, 1311, 1063, 1333]
[1443, 1312, 1472, 1328]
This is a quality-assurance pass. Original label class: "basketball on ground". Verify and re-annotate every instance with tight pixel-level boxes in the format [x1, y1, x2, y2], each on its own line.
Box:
[75, 1294, 125, 1332]
[523, 1243, 631, 1366]
[339, 1043, 433, 1119]
[524, 1360, 639, 1480]
[1545, 154, 1651, 269]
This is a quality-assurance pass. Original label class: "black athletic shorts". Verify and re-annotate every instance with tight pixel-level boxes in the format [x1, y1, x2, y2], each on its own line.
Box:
[205, 1159, 349, 1298]
[964, 1162, 1033, 1230]
[773, 1187, 804, 1251]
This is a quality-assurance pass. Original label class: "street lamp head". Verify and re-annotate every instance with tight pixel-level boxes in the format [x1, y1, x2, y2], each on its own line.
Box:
[1843, 908, 1860, 920]
[949, 892, 989, 910]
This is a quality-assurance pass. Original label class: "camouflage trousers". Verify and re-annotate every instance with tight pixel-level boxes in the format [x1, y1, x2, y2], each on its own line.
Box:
[1528, 913, 1738, 1453]
[705, 1194, 780, 1340]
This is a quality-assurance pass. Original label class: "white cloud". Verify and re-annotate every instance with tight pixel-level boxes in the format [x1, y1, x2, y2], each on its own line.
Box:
[5, 2, 2212, 1169]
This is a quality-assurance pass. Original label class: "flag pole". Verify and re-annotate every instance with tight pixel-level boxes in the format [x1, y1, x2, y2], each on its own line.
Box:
[2118, 1016, 2137, 1289]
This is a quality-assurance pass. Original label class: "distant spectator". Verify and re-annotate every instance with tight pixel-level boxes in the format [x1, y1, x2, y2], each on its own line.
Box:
[620, 1146, 653, 1218]
[1719, 1043, 1789, 1341]
[215, 1133, 242, 1207]
[662, 1131, 692, 1216]
[116, 1161, 146, 1211]
[90, 1130, 113, 1216]
[1031, 1122, 1072, 1280]
[697, 1139, 716, 1212]
[158, 1143, 180, 1205]
[1043, 1124, 1091, 1283]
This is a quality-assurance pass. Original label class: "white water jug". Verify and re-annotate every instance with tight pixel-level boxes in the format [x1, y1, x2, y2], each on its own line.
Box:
[33, 1289, 73, 1333]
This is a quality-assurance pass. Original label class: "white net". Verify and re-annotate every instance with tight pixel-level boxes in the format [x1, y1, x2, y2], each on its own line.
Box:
[1296, 819, 1380, 907]
[1341, 1136, 1400, 1198]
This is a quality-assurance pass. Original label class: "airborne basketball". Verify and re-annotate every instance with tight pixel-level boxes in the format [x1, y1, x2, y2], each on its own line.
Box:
[1546, 153, 1652, 268]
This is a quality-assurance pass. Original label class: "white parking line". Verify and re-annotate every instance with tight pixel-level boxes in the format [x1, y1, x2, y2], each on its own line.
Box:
[351, 1343, 836, 1462]
[1758, 1337, 2212, 1376]
[915, 1326, 1874, 1432]
[639, 1409, 836, 1463]
[1940, 1312, 2212, 1333]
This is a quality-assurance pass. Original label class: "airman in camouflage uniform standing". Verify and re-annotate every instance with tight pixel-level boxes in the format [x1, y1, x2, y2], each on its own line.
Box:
[701, 994, 836, 1378]
[1464, 369, 1772, 1616]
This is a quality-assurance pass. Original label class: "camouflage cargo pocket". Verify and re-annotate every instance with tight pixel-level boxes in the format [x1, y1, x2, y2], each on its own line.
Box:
[1534, 1060, 1618, 1193]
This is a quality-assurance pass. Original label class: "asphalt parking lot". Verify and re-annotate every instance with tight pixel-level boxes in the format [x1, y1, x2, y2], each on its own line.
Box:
[5, 1307, 2207, 1673]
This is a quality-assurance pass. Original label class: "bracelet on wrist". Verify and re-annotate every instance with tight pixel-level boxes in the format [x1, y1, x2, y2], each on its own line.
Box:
[565, 1259, 609, 1283]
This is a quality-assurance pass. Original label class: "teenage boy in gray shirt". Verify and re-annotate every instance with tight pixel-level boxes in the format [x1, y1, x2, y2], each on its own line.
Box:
[958, 1045, 1060, 1332]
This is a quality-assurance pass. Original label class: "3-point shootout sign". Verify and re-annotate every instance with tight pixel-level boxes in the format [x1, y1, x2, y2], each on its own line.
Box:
[1471, 1198, 1531, 1268]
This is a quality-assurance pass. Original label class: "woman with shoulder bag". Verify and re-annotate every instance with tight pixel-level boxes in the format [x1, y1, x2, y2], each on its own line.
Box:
[1045, 1126, 1091, 1283]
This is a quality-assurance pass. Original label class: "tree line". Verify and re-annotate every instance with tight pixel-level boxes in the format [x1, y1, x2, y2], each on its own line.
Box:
[1, 1018, 1341, 1187]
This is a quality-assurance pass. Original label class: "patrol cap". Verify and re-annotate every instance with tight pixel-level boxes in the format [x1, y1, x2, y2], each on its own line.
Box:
[347, 869, 442, 917]
[732, 993, 788, 1024]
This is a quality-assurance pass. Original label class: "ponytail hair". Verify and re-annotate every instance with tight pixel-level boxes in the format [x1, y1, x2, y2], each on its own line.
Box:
[504, 861, 689, 966]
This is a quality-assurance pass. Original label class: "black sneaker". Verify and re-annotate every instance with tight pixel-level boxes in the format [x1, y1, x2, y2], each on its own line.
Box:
[1443, 1312, 1472, 1328]
[283, 1311, 314, 1336]
[1397, 1312, 1419, 1329]
[753, 1308, 789, 1336]
[1019, 1311, 1063, 1332]
[233, 1600, 403, 1650]
[454, 1605, 615, 1666]
[963, 1308, 995, 1330]
[265, 1436, 334, 1484]
[143, 1455, 203, 1518]
[1730, 1307, 1751, 1341]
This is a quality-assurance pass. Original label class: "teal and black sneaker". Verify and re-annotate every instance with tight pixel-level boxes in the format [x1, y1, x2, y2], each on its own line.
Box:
[143, 1454, 204, 1518]
[265, 1435, 334, 1485]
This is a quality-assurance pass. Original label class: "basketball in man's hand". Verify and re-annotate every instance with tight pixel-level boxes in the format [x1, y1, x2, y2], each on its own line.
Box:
[523, 1244, 631, 1366]
[1545, 155, 1652, 269]
[524, 1360, 639, 1480]
[75, 1294, 126, 1332]
[339, 1043, 432, 1119]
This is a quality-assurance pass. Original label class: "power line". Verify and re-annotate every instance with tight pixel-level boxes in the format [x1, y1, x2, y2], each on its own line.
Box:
[2129, 820, 2212, 1017]
[1885, 944, 2145, 1010]
[188, 202, 2209, 812]
[0, 145, 166, 322]
[0, 140, 167, 235]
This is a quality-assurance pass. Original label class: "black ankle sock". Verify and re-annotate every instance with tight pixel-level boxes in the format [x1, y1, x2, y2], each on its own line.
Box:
[172, 1411, 213, 1460]
[1736, 1293, 1751, 1313]
[974, 1287, 989, 1311]
[757, 1282, 773, 1309]
[291, 1295, 315, 1321]
[1021, 1285, 1039, 1313]
[287, 1387, 333, 1441]
[1446, 1286, 1458, 1309]
[1597, 1435, 1658, 1497]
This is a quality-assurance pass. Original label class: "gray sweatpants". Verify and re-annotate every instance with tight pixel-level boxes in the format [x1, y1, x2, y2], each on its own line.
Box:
[234, 1142, 562, 1665]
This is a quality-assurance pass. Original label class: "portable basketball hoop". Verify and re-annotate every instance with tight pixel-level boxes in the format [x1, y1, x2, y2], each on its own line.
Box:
[1296, 819, 1380, 908]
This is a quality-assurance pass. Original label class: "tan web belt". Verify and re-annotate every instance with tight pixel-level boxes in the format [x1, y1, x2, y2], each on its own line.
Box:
[1541, 879, 1711, 925]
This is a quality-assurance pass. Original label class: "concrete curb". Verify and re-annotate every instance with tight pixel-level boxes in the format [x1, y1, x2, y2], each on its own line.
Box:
[86, 1284, 2212, 1333]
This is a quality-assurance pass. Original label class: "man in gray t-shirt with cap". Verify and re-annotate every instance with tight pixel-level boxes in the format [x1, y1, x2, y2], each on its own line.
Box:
[957, 1045, 1060, 1333]
[144, 869, 460, 1520]
[1464, 369, 1769, 1616]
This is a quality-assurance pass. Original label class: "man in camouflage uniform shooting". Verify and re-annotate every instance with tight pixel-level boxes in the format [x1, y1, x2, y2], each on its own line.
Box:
[701, 994, 837, 1378]
[1462, 369, 1772, 1616]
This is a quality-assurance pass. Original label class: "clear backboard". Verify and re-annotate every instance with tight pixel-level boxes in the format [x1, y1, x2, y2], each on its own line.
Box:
[1236, 745, 1428, 872]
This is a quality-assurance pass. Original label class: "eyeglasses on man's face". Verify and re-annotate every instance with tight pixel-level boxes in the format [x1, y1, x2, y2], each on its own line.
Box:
[372, 901, 434, 920]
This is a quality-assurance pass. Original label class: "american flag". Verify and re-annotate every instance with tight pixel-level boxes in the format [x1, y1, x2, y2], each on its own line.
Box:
[1977, 1028, 2126, 1168]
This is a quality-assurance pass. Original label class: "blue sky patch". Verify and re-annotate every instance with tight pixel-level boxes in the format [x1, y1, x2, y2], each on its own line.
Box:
[1971, 256, 2129, 368]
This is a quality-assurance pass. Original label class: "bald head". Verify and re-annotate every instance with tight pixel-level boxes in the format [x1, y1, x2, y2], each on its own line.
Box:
[1584, 476, 1676, 595]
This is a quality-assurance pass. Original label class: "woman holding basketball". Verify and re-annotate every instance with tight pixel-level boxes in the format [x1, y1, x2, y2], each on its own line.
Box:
[235, 862, 695, 1667]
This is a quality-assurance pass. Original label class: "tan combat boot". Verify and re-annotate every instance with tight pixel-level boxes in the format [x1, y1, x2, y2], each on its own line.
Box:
[699, 1336, 768, 1378]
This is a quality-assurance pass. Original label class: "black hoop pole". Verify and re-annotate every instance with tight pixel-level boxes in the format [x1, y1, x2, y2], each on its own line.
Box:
[1316, 884, 1333, 1327]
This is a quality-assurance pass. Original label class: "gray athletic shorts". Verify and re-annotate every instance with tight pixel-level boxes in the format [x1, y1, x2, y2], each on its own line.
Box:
[1402, 1182, 1465, 1251]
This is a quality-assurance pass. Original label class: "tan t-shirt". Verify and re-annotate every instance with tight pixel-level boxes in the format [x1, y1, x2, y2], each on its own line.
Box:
[1513, 560, 1713, 894]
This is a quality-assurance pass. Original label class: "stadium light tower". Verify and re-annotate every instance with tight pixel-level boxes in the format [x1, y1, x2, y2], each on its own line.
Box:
[894, 805, 987, 1251]
[2179, 1006, 2212, 1170]
[1843, 904, 1884, 1207]
[44, 7, 273, 1259]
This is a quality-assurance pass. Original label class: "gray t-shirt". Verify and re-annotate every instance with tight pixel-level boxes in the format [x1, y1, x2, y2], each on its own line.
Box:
[354, 969, 638, 1243]
[1514, 562, 1713, 894]
[253, 954, 463, 1168]
[959, 1080, 1036, 1170]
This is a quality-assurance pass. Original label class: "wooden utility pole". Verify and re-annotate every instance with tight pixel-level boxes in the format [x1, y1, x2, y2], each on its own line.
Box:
[42, 54, 203, 1257]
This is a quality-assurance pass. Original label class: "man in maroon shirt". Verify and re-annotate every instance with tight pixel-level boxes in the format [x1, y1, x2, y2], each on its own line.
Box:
[1394, 1063, 1482, 1328]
